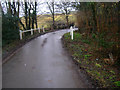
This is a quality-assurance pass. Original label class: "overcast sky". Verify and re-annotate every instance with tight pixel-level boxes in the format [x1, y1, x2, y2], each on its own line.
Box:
[18, 0, 76, 17]
[36, 1, 75, 15]
[1, 0, 119, 17]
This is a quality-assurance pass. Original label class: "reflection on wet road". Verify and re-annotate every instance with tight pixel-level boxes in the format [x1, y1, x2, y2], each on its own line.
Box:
[3, 29, 93, 88]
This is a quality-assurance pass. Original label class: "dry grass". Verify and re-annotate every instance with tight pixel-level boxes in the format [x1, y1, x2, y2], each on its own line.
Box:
[20, 13, 76, 30]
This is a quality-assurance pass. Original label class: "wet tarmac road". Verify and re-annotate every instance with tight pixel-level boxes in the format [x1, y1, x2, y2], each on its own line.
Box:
[3, 29, 93, 88]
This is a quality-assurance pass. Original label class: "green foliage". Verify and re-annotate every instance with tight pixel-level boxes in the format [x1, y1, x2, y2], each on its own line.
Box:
[82, 39, 91, 44]
[65, 32, 82, 42]
[64, 33, 70, 40]
[64, 33, 82, 43]
[114, 81, 120, 87]
[84, 54, 92, 60]
[96, 32, 115, 49]
[63, 31, 120, 87]
[74, 33, 82, 39]
[92, 33, 96, 39]
[2, 14, 19, 47]
[84, 55, 88, 60]
[74, 2, 119, 55]
[73, 53, 79, 57]
[95, 71, 101, 77]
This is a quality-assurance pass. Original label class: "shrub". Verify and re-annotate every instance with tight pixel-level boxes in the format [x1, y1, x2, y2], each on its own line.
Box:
[2, 14, 19, 47]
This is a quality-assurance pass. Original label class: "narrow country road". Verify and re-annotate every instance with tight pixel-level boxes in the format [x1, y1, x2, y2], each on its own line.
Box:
[3, 29, 93, 88]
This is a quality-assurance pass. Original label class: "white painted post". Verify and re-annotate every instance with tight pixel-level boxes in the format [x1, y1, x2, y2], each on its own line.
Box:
[70, 26, 73, 40]
[43, 27, 45, 32]
[38, 28, 40, 33]
[19, 30, 23, 40]
[70, 26, 72, 35]
[71, 28, 73, 40]
[31, 29, 33, 35]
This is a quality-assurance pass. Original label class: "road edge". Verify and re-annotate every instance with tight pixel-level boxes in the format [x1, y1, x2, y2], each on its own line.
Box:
[61, 34, 102, 88]
[2, 29, 67, 65]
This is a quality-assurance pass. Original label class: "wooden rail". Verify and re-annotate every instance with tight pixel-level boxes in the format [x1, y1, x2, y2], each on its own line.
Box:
[19, 27, 45, 40]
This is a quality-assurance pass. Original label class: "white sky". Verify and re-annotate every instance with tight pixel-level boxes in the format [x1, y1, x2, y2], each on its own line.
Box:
[1, 0, 76, 17]
[19, 0, 76, 17]
[2, 0, 119, 2]
[1, 0, 119, 17]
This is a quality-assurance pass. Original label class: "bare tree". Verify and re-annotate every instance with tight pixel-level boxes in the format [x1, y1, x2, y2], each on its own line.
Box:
[17, 0, 20, 18]
[47, 0, 55, 29]
[1, 0, 38, 30]
[26, 1, 38, 29]
[35, 0, 38, 28]
[24, 1, 28, 29]
[56, 1, 72, 27]
[29, 1, 38, 29]
[31, 2, 35, 29]
[11, 1, 26, 29]
[8, 1, 12, 14]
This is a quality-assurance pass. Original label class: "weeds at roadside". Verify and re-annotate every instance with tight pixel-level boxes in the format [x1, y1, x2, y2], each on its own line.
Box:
[63, 31, 120, 88]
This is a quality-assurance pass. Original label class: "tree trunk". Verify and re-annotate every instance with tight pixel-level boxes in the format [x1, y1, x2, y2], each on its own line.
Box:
[96, 15, 100, 32]
[28, 4, 31, 29]
[8, 2, 12, 15]
[13, 1, 17, 16]
[65, 9, 69, 28]
[118, 2, 120, 33]
[47, 1, 55, 30]
[91, 3, 97, 33]
[35, 1, 38, 28]
[18, 18, 26, 30]
[32, 14, 34, 29]
[25, 2, 28, 30]
[16, 0, 20, 29]
[66, 15, 69, 28]
[52, 1, 55, 29]
[17, 0, 20, 18]
[52, 13, 55, 29]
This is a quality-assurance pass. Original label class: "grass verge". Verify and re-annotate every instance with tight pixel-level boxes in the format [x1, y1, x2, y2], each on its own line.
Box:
[62, 31, 120, 88]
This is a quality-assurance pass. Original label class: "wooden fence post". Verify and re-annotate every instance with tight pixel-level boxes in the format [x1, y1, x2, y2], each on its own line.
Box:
[31, 29, 33, 35]
[70, 26, 73, 40]
[70, 26, 72, 35]
[19, 30, 23, 40]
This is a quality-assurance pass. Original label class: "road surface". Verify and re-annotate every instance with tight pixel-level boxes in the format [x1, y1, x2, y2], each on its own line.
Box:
[3, 29, 93, 88]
